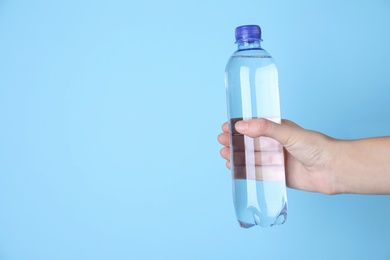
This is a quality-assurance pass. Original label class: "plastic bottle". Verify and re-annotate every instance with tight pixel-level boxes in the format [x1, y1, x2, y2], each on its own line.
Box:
[224, 25, 288, 228]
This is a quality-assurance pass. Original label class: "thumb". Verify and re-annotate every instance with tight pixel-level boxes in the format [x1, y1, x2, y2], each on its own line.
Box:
[234, 118, 302, 147]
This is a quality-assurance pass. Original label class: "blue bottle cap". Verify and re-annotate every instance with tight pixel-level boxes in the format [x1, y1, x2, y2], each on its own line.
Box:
[235, 25, 262, 42]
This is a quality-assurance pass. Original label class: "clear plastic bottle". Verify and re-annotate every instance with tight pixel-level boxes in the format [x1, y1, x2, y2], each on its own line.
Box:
[224, 25, 288, 228]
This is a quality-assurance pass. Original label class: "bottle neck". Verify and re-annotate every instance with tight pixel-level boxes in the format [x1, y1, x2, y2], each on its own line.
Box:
[236, 39, 262, 51]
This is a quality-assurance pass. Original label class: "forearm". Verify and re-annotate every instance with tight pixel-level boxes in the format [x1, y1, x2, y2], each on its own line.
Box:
[334, 137, 390, 194]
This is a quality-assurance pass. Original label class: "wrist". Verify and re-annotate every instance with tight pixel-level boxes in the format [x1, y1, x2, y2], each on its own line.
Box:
[324, 138, 349, 194]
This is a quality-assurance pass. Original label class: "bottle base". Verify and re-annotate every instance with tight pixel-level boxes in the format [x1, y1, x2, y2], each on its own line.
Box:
[233, 180, 288, 228]
[237, 202, 287, 229]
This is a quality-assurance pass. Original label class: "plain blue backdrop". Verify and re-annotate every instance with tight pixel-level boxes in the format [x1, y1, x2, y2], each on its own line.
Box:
[1, 0, 390, 259]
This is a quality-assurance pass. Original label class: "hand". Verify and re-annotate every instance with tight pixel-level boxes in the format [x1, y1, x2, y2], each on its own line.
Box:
[218, 118, 342, 195]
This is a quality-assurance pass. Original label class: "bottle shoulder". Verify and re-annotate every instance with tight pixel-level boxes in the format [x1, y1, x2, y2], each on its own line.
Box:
[226, 48, 276, 70]
[232, 48, 272, 57]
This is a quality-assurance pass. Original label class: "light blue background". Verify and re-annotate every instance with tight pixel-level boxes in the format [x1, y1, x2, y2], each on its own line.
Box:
[1, 0, 390, 259]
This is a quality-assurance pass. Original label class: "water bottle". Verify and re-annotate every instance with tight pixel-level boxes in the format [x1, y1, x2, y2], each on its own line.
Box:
[224, 25, 288, 228]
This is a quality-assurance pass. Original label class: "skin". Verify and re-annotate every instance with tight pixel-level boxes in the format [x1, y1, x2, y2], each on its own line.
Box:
[218, 118, 390, 195]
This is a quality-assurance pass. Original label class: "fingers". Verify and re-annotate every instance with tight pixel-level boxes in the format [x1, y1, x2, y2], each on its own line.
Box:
[235, 118, 302, 147]
[218, 132, 230, 147]
[220, 147, 230, 160]
[219, 122, 231, 169]
[220, 147, 231, 169]
[220, 146, 284, 166]
[219, 120, 288, 170]
[233, 150, 284, 166]
[222, 122, 228, 133]
[218, 122, 230, 146]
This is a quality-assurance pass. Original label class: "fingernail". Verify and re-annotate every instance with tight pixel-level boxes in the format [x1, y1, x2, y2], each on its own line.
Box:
[235, 121, 248, 131]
